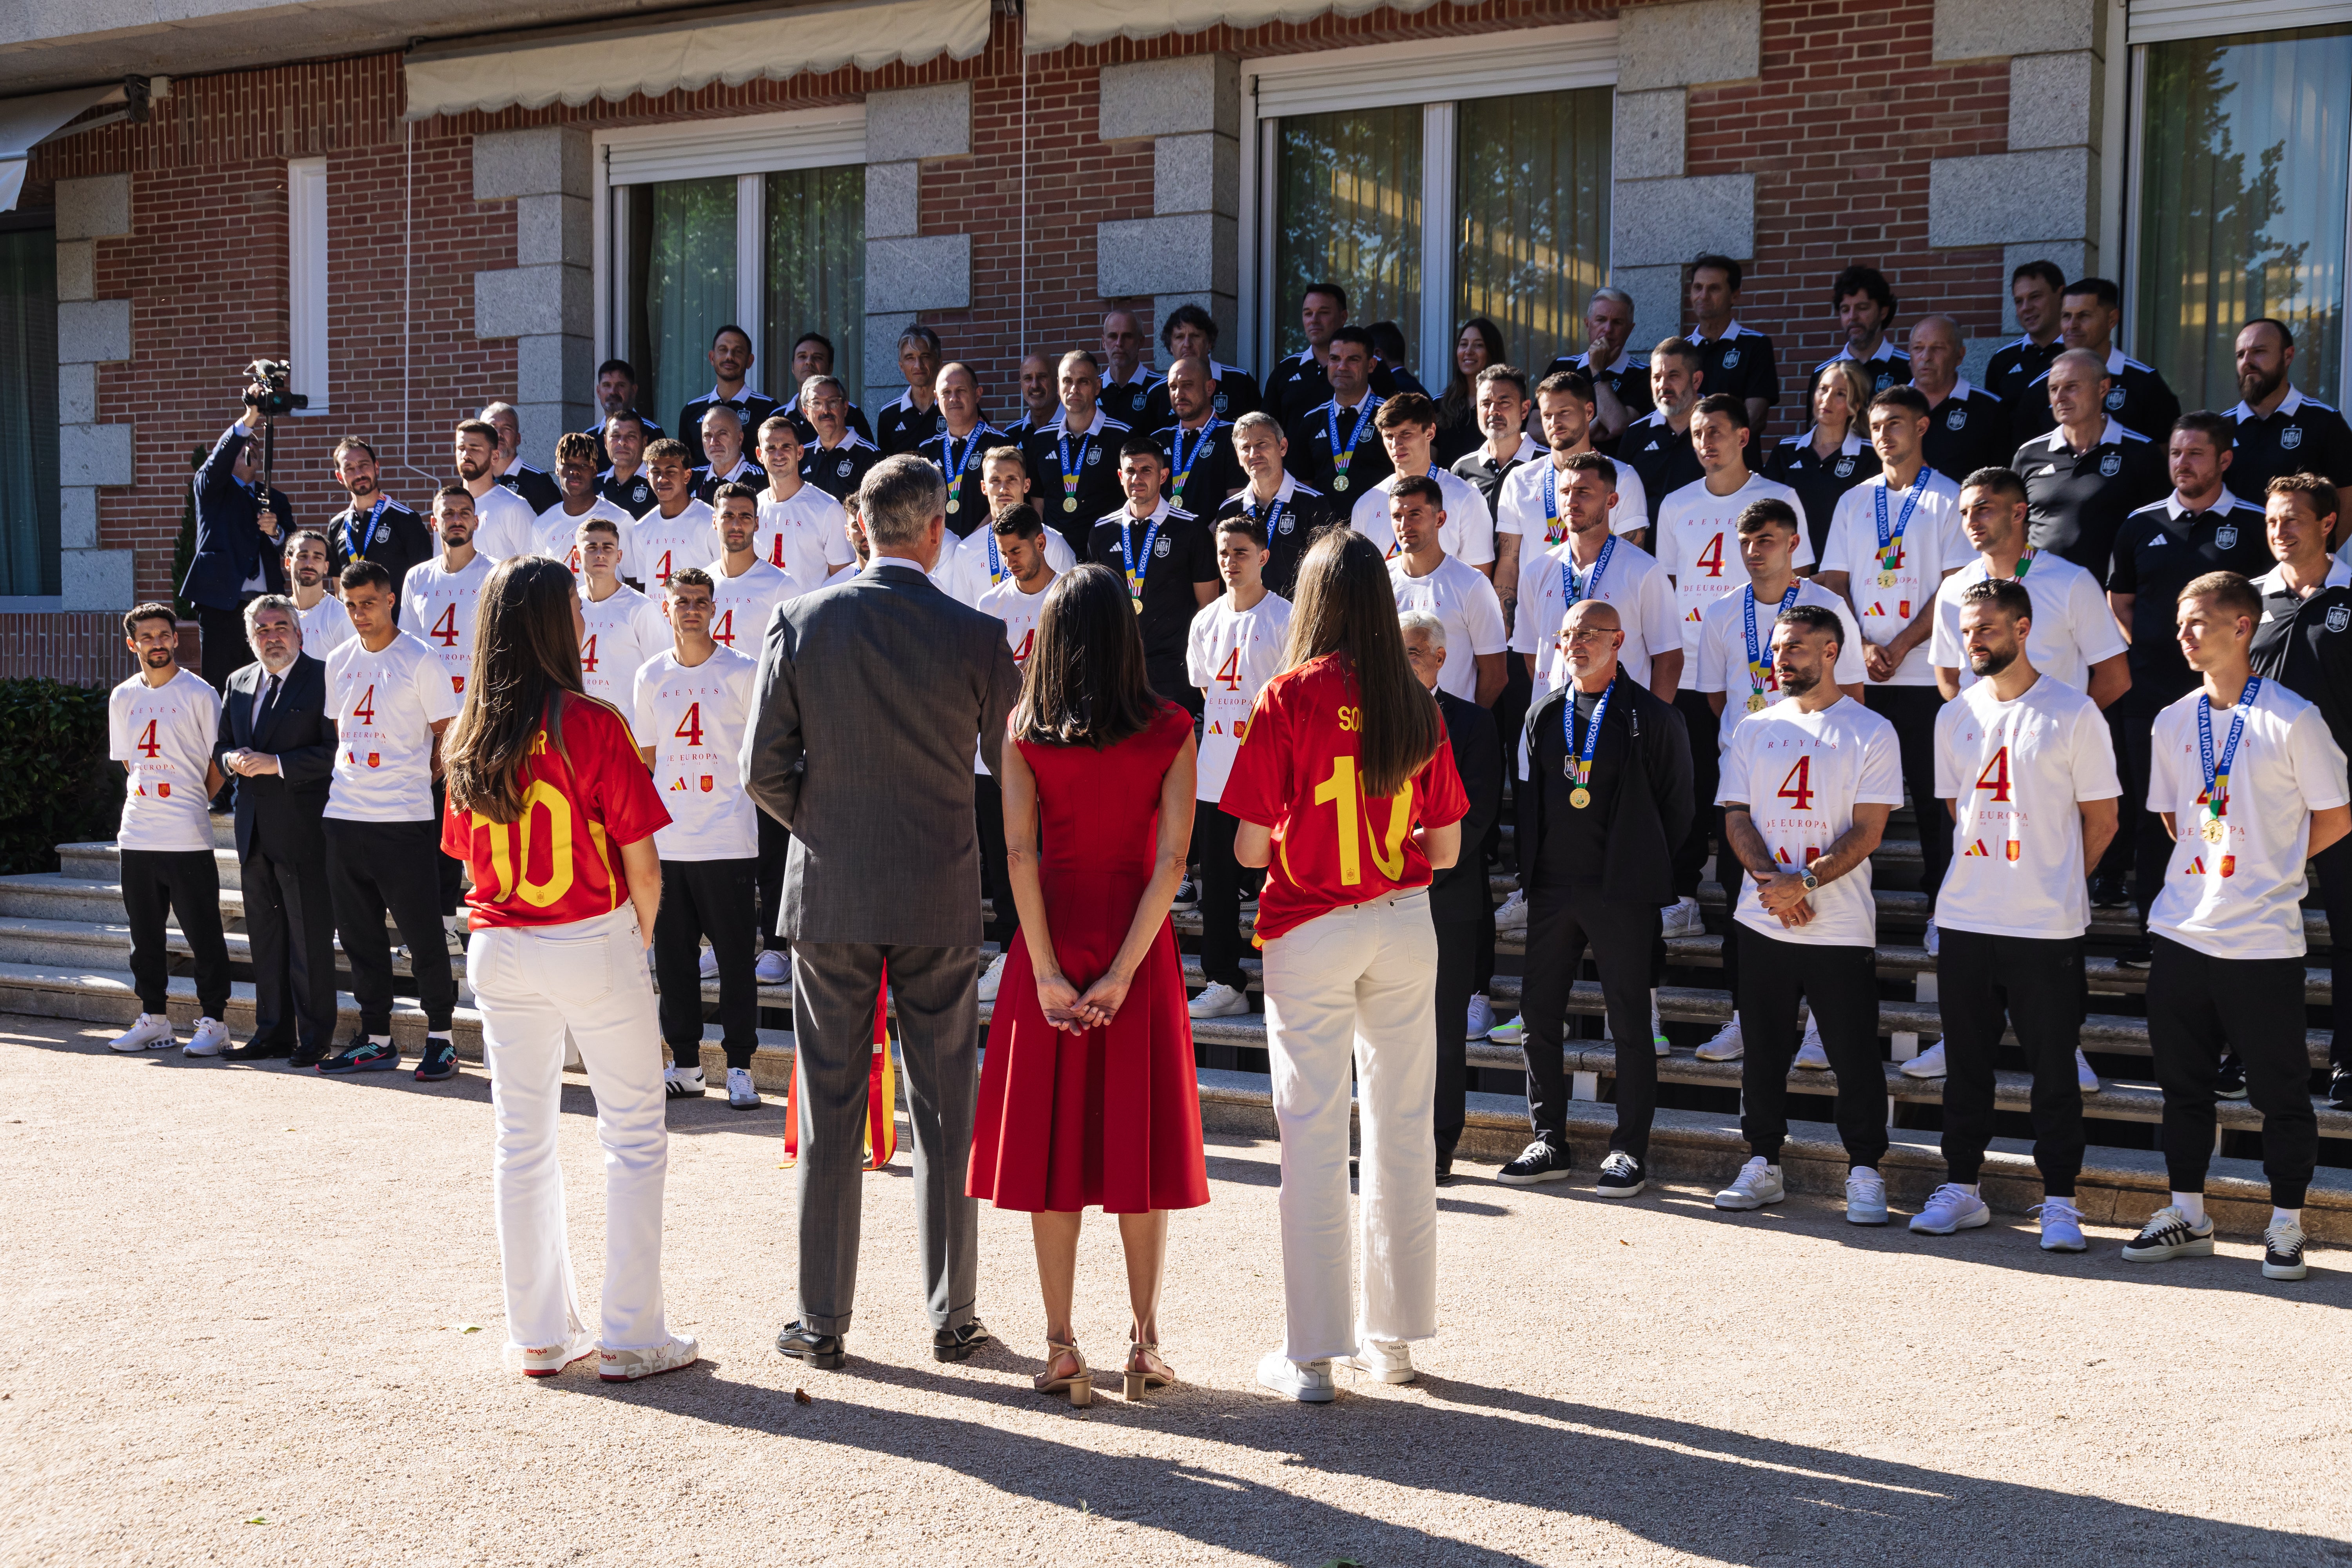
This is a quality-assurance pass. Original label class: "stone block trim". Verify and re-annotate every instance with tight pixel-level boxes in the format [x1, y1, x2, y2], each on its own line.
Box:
[867, 234, 974, 316]
[2008, 51, 2102, 152]
[60, 424, 135, 490]
[1617, 0, 1761, 93]
[865, 160, 920, 241]
[1933, 0, 2098, 62]
[471, 126, 591, 203]
[514, 193, 591, 269]
[1613, 88, 1687, 183]
[54, 174, 131, 242]
[474, 263, 591, 341]
[1098, 214, 1238, 302]
[1927, 147, 2094, 250]
[1613, 173, 1756, 269]
[1098, 55, 1241, 143]
[864, 82, 971, 164]
[56, 240, 94, 303]
[58, 299, 131, 366]
[1154, 133, 1238, 219]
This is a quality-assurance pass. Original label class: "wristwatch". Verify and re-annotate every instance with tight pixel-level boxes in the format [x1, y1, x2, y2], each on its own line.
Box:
[1798, 867, 1820, 892]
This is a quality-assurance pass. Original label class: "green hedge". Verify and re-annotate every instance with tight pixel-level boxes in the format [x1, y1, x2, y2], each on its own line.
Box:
[0, 678, 126, 874]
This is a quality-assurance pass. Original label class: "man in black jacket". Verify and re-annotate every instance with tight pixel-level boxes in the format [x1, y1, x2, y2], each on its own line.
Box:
[181, 402, 293, 690]
[213, 595, 340, 1065]
[1404, 612, 1503, 1181]
[325, 437, 434, 613]
[1502, 597, 1694, 1196]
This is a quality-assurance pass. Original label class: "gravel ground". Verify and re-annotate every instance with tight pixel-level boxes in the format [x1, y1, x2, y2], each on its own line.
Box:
[4, 1009, 2350, 1568]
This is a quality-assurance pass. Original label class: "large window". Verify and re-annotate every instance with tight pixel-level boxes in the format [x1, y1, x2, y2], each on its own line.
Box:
[2132, 23, 2351, 407]
[1453, 89, 1612, 381]
[1274, 107, 1425, 367]
[0, 224, 58, 598]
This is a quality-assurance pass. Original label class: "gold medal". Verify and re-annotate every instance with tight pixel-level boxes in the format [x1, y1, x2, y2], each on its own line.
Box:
[2201, 815, 2226, 844]
[1878, 570, 1896, 588]
[1062, 497, 1078, 512]
[1569, 786, 1591, 809]
[1746, 692, 1768, 713]
[1332, 474, 1350, 492]
[946, 497, 960, 513]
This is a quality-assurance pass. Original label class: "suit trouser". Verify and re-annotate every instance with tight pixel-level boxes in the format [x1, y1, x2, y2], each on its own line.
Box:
[1870, 685, 1951, 900]
[654, 857, 758, 1069]
[790, 941, 980, 1335]
[1261, 888, 1438, 1362]
[196, 600, 257, 692]
[119, 848, 232, 1020]
[1736, 924, 1887, 1169]
[2147, 935, 2314, 1209]
[323, 817, 458, 1035]
[1194, 802, 1256, 992]
[2310, 835, 2352, 1074]
[241, 818, 338, 1051]
[1432, 893, 1481, 1163]
[1670, 690, 1721, 898]
[756, 811, 791, 954]
[470, 904, 670, 1352]
[1936, 927, 2085, 1194]
[975, 774, 1018, 949]
[1521, 881, 1662, 1158]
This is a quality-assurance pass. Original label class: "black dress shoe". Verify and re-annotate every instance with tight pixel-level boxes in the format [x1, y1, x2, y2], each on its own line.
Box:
[933, 1319, 991, 1362]
[224, 1040, 289, 1062]
[2331, 1067, 2352, 1111]
[776, 1321, 845, 1369]
[2088, 873, 2130, 909]
[288, 1042, 331, 1069]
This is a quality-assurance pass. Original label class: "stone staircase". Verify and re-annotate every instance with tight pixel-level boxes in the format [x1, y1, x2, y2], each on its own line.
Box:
[3, 809, 2347, 1241]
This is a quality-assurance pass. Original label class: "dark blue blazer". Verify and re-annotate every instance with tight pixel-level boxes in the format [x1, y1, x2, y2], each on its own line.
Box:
[180, 426, 292, 611]
[212, 652, 336, 861]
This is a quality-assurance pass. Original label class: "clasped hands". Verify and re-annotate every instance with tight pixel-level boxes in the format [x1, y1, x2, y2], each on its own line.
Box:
[1754, 869, 1816, 929]
[1034, 966, 1133, 1033]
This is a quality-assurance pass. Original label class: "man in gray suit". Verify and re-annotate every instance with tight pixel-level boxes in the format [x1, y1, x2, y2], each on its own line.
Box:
[742, 453, 1022, 1370]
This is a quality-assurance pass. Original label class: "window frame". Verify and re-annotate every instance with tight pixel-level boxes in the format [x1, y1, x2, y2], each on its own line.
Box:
[287, 157, 329, 414]
[1237, 22, 1619, 377]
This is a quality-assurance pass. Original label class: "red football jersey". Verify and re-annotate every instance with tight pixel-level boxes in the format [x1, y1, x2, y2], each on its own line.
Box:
[440, 694, 672, 929]
[1218, 653, 1470, 942]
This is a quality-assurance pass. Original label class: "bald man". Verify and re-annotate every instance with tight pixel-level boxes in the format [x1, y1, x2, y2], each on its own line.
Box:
[1911, 314, 2011, 479]
[2013, 347, 2168, 577]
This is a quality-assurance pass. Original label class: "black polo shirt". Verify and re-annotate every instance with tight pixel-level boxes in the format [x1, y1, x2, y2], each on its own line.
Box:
[692, 459, 770, 506]
[873, 392, 945, 458]
[1140, 359, 1265, 429]
[2014, 421, 2169, 578]
[325, 497, 434, 609]
[2013, 350, 2181, 446]
[2251, 561, 2352, 751]
[917, 422, 1004, 539]
[780, 395, 875, 448]
[1087, 503, 1218, 681]
[1262, 349, 1399, 423]
[1452, 435, 1541, 515]
[1760, 431, 1880, 563]
[2230, 389, 2352, 497]
[598, 468, 657, 519]
[1617, 410, 1704, 527]
[1690, 323, 1781, 411]
[2106, 491, 2273, 699]
[1214, 480, 1336, 600]
[677, 391, 781, 468]
[497, 465, 561, 516]
[799, 434, 880, 504]
[1983, 335, 2062, 416]
[1811, 343, 1911, 405]
[1098, 367, 1160, 432]
[1542, 349, 1657, 425]
[1152, 419, 1246, 517]
[580, 413, 664, 471]
[1022, 414, 1134, 555]
[1919, 383, 2014, 484]
[1283, 396, 1395, 499]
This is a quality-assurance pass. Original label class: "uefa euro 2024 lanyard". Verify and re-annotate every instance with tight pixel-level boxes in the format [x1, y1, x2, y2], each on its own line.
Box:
[1118, 509, 1165, 612]
[1169, 421, 1216, 501]
[1743, 580, 1801, 713]
[942, 429, 978, 517]
[1563, 674, 1615, 809]
[1327, 399, 1374, 492]
[2198, 677, 2259, 845]
[1872, 468, 1929, 586]
[1056, 426, 1092, 514]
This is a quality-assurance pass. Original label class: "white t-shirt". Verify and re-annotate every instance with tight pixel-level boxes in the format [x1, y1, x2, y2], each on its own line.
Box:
[1495, 455, 1650, 548]
[323, 632, 461, 823]
[1718, 695, 1905, 949]
[632, 646, 760, 862]
[1655, 472, 1815, 652]
[1509, 533, 1681, 697]
[1933, 676, 2122, 940]
[755, 485, 855, 590]
[823, 562, 860, 589]
[973, 574, 1056, 775]
[1388, 553, 1506, 702]
[403, 550, 493, 698]
[1927, 552, 2126, 695]
[534, 496, 639, 584]
[706, 557, 801, 655]
[1818, 467, 1967, 686]
[295, 594, 353, 661]
[1696, 579, 1867, 753]
[633, 501, 718, 589]
[109, 667, 221, 853]
[579, 583, 670, 708]
[948, 524, 1079, 608]
[465, 482, 539, 562]
[1349, 468, 1498, 567]
[1187, 590, 1294, 801]
[2147, 679, 2351, 960]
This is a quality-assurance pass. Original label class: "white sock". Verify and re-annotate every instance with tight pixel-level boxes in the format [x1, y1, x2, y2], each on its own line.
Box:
[442, 913, 461, 931]
[2172, 1191, 2207, 1225]
[369, 1033, 392, 1048]
[427, 1031, 451, 1045]
[1956, 1183, 1979, 1196]
[2271, 1206, 2302, 1230]
[1851, 1165, 1880, 1181]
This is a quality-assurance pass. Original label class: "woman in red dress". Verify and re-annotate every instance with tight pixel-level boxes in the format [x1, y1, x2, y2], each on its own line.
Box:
[968, 563, 1207, 1407]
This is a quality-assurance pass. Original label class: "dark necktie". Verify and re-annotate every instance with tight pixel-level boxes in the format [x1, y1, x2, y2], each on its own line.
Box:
[256, 672, 281, 731]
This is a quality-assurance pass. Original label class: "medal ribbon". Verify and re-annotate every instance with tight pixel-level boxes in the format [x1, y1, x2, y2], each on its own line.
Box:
[1560, 535, 1615, 608]
[1563, 675, 1616, 790]
[2198, 677, 2260, 828]
[1745, 579, 1802, 697]
[1254, 495, 1285, 545]
[1326, 399, 1374, 483]
[1056, 426, 1092, 509]
[985, 527, 1005, 586]
[1873, 468, 1929, 575]
[1118, 510, 1166, 607]
[345, 495, 387, 560]
[1541, 463, 1566, 544]
[2008, 548, 2038, 581]
[943, 429, 976, 508]
[1170, 421, 1214, 501]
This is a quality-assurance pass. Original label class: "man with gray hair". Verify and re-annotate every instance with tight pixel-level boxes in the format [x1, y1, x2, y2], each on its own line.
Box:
[481, 400, 561, 514]
[213, 592, 341, 1063]
[1909, 313, 2011, 479]
[743, 451, 1022, 1372]
[1543, 286, 1650, 441]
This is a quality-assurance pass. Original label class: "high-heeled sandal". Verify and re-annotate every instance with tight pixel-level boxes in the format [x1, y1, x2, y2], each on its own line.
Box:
[1034, 1336, 1091, 1406]
[1124, 1338, 1174, 1400]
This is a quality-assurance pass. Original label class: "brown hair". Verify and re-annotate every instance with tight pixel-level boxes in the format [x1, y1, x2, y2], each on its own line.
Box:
[2267, 473, 2342, 546]
[443, 556, 586, 824]
[1013, 563, 1160, 750]
[2178, 569, 2263, 624]
[1281, 530, 1441, 797]
[1374, 391, 1438, 431]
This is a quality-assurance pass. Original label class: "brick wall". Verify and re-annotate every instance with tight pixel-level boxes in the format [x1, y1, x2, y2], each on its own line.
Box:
[0, 612, 129, 685]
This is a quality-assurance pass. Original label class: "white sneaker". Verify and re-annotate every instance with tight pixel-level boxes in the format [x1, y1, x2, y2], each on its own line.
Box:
[599, 1334, 699, 1382]
[976, 951, 1007, 1004]
[109, 1013, 176, 1053]
[1255, 1349, 1336, 1403]
[665, 1065, 706, 1099]
[726, 1066, 761, 1109]
[1794, 1016, 1829, 1070]
[1493, 890, 1529, 936]
[519, 1329, 597, 1378]
[1922, 917, 1940, 956]
[698, 946, 720, 979]
[1909, 1182, 1991, 1235]
[754, 949, 789, 985]
[1714, 1156, 1784, 1210]
[1901, 1039, 1948, 1079]
[2033, 1197, 2087, 1252]
[1188, 981, 1249, 1019]
[1695, 1017, 1744, 1062]
[1466, 993, 1496, 1040]
[2075, 1048, 2100, 1094]
[1487, 1015, 1525, 1047]
[1845, 1166, 1889, 1225]
[1661, 896, 1704, 938]
[1343, 1340, 1414, 1384]
[181, 1016, 233, 1058]
[1650, 990, 1670, 1056]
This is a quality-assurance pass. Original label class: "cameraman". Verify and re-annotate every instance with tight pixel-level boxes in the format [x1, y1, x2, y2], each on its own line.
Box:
[181, 394, 294, 690]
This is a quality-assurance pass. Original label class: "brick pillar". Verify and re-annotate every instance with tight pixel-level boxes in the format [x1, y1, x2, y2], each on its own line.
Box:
[472, 126, 593, 458]
[864, 83, 975, 395]
[55, 174, 136, 612]
[1094, 55, 1241, 363]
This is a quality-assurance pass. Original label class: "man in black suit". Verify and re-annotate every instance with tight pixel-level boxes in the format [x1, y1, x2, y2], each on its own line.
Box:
[1406, 612, 1503, 1182]
[214, 595, 340, 1065]
[181, 398, 294, 690]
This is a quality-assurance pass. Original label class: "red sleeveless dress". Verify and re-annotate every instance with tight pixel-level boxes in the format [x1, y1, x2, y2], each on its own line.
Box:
[967, 702, 1210, 1214]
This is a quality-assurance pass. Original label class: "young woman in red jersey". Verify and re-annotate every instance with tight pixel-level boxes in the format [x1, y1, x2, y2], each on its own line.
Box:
[1221, 529, 1470, 1403]
[441, 556, 697, 1383]
[967, 563, 1208, 1406]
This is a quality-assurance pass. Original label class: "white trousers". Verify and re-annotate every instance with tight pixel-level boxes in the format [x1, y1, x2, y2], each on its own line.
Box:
[469, 904, 671, 1352]
[1261, 887, 1439, 1362]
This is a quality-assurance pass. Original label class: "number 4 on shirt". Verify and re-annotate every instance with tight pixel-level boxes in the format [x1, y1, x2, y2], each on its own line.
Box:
[1695, 533, 1728, 579]
[580, 634, 599, 673]
[352, 684, 376, 725]
[1777, 755, 1814, 811]
[674, 701, 704, 748]
[1216, 648, 1243, 690]
[136, 719, 162, 759]
[431, 604, 461, 646]
[1973, 746, 2012, 802]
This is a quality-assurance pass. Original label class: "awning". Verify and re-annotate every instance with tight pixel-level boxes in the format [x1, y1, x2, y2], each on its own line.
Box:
[404, 0, 993, 120]
[1023, 0, 1461, 53]
[0, 83, 124, 211]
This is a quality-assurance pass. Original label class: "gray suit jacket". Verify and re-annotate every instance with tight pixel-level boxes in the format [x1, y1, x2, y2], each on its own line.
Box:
[741, 560, 1022, 947]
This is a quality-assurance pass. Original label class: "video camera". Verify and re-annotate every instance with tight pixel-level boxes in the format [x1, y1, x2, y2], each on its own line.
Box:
[243, 358, 308, 419]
